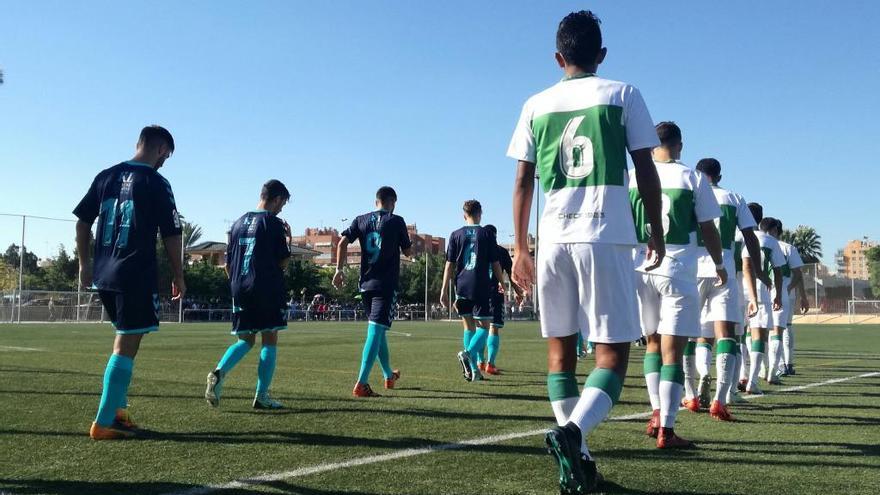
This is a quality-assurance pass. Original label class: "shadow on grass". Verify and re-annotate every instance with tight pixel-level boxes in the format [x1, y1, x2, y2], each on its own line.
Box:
[0, 478, 196, 495]
[223, 406, 550, 423]
[598, 446, 876, 469]
[598, 480, 737, 495]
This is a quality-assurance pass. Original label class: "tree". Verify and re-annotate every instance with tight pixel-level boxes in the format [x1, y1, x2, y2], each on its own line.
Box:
[1, 244, 39, 274]
[182, 221, 203, 249]
[0, 264, 16, 290]
[184, 260, 229, 301]
[283, 260, 328, 303]
[867, 246, 880, 299]
[398, 253, 446, 304]
[780, 225, 822, 264]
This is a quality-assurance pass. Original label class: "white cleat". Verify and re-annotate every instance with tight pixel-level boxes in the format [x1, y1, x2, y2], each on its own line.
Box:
[253, 393, 284, 410]
[205, 370, 223, 408]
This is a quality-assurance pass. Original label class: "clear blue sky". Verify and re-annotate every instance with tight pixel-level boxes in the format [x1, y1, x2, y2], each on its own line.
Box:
[2, 1, 878, 269]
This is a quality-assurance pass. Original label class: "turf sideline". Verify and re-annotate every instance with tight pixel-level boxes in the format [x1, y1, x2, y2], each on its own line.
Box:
[164, 371, 879, 495]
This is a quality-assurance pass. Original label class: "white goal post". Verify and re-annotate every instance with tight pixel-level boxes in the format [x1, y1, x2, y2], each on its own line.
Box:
[846, 300, 880, 323]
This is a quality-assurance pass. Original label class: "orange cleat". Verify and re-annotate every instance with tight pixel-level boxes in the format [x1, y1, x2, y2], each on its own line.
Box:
[646, 409, 660, 438]
[656, 428, 695, 449]
[89, 421, 137, 440]
[352, 382, 381, 397]
[477, 362, 487, 372]
[709, 401, 736, 422]
[115, 408, 137, 429]
[681, 398, 701, 413]
[384, 369, 401, 389]
[484, 363, 500, 375]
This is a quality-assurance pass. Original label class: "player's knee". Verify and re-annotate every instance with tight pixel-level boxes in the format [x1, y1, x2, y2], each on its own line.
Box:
[239, 334, 257, 347]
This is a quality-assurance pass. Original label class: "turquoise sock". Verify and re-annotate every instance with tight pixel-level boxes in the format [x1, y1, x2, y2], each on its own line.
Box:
[487, 334, 500, 365]
[463, 328, 475, 350]
[95, 354, 134, 426]
[357, 322, 386, 384]
[467, 328, 490, 365]
[217, 339, 253, 374]
[377, 331, 393, 379]
[256, 345, 277, 396]
[576, 332, 584, 351]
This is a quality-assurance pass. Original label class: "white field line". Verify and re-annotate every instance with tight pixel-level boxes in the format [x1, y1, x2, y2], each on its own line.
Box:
[0, 345, 44, 352]
[163, 371, 879, 495]
[386, 331, 412, 337]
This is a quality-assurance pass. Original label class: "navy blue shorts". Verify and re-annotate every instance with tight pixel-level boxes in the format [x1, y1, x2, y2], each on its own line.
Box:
[455, 296, 491, 320]
[363, 290, 397, 328]
[231, 302, 288, 335]
[99, 290, 159, 335]
[490, 292, 505, 328]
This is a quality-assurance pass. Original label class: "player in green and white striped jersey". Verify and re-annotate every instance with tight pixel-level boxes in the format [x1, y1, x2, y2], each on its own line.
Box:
[507, 10, 665, 493]
[691, 159, 765, 420]
[630, 122, 726, 449]
[766, 219, 809, 377]
[742, 205, 784, 395]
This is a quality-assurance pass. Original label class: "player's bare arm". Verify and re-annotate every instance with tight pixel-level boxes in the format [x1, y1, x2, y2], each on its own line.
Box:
[631, 148, 665, 270]
[512, 160, 535, 291]
[75, 220, 93, 289]
[163, 234, 186, 300]
[333, 238, 351, 289]
[698, 221, 728, 286]
[439, 261, 455, 309]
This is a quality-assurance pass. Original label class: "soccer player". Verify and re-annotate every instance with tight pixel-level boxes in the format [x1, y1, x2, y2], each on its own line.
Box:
[474, 224, 524, 375]
[767, 219, 809, 377]
[204, 180, 292, 410]
[690, 158, 764, 420]
[334, 186, 412, 397]
[741, 205, 784, 394]
[631, 122, 725, 448]
[440, 200, 504, 382]
[507, 10, 665, 492]
[74, 125, 185, 440]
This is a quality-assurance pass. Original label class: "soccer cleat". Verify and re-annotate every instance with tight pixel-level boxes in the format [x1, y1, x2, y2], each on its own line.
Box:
[253, 394, 284, 410]
[646, 409, 660, 438]
[787, 365, 796, 376]
[709, 401, 736, 422]
[478, 362, 487, 372]
[727, 390, 746, 404]
[485, 363, 500, 375]
[115, 408, 137, 429]
[471, 367, 484, 382]
[457, 351, 473, 382]
[89, 421, 137, 440]
[745, 384, 764, 395]
[767, 377, 783, 386]
[352, 382, 381, 397]
[697, 375, 712, 409]
[545, 424, 598, 494]
[205, 370, 223, 408]
[737, 379, 747, 392]
[656, 428, 695, 449]
[384, 369, 401, 389]
[681, 397, 701, 413]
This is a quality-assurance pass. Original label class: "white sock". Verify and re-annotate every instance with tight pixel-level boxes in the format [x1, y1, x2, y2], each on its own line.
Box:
[739, 343, 750, 381]
[550, 397, 578, 426]
[645, 372, 661, 410]
[714, 342, 736, 404]
[727, 352, 740, 403]
[696, 344, 712, 378]
[659, 380, 683, 428]
[748, 350, 765, 388]
[568, 387, 613, 460]
[770, 338, 783, 379]
[683, 354, 697, 399]
[782, 327, 793, 367]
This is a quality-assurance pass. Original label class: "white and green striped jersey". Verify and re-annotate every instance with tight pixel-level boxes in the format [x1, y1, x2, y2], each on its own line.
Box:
[778, 241, 805, 292]
[696, 186, 756, 279]
[507, 74, 659, 245]
[629, 160, 721, 281]
[742, 231, 786, 298]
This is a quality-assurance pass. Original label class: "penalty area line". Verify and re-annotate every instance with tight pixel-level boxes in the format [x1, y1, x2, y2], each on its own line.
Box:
[163, 371, 879, 495]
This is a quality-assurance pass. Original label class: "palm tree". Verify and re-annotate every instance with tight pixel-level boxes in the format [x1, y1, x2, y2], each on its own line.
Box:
[783, 225, 822, 263]
[182, 221, 203, 249]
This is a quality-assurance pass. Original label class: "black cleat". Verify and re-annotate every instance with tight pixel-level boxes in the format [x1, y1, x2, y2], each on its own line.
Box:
[457, 351, 473, 382]
[546, 424, 599, 494]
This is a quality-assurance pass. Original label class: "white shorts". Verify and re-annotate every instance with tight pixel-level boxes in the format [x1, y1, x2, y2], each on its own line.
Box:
[635, 272, 700, 338]
[749, 284, 773, 329]
[538, 243, 641, 344]
[772, 288, 791, 329]
[697, 277, 742, 337]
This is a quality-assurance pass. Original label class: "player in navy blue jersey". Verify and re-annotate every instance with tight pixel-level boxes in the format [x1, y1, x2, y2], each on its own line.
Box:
[474, 224, 524, 375]
[74, 125, 185, 440]
[441, 200, 504, 382]
[333, 186, 413, 397]
[205, 180, 292, 410]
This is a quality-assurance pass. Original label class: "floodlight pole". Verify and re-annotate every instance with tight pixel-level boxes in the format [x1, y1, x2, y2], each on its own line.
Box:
[17, 215, 25, 323]
[814, 263, 819, 310]
[178, 239, 185, 324]
[424, 251, 429, 321]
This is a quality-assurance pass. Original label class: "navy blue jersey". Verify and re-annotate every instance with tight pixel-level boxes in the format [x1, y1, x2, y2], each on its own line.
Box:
[342, 210, 412, 292]
[490, 246, 513, 291]
[73, 161, 181, 293]
[226, 211, 291, 309]
[446, 225, 498, 300]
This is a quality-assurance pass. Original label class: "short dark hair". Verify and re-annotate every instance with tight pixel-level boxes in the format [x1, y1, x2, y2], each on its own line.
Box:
[485, 224, 497, 237]
[139, 125, 175, 153]
[655, 121, 682, 147]
[775, 219, 783, 233]
[759, 217, 777, 234]
[261, 179, 290, 202]
[695, 158, 721, 181]
[556, 11, 603, 69]
[376, 186, 397, 204]
[463, 199, 482, 217]
[748, 202, 763, 224]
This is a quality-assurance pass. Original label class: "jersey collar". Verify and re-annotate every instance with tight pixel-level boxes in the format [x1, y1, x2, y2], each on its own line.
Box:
[561, 72, 596, 82]
[125, 160, 154, 169]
